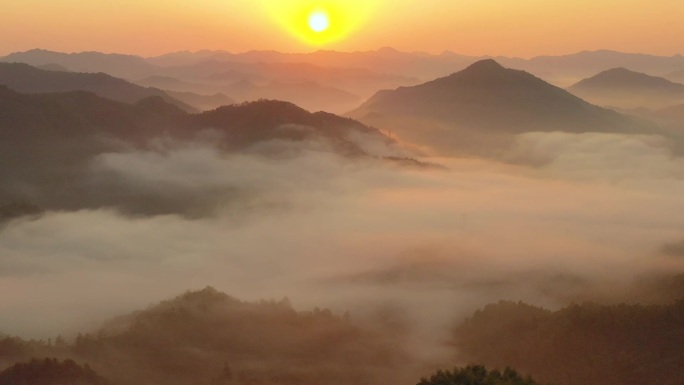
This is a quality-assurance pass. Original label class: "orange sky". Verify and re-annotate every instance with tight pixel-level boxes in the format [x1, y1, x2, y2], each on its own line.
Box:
[1, 0, 683, 57]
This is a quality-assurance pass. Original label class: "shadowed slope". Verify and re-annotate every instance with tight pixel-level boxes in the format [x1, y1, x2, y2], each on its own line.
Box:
[349, 60, 649, 155]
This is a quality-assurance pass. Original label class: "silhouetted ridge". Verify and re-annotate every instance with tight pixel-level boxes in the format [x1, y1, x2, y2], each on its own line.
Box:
[571, 67, 684, 90]
[0, 62, 195, 112]
[568, 67, 684, 109]
[0, 89, 394, 215]
[0, 49, 156, 79]
[195, 99, 384, 154]
[348, 60, 648, 156]
[463, 58, 506, 72]
[134, 95, 188, 115]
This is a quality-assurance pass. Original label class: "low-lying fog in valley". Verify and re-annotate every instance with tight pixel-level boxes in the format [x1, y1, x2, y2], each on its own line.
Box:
[3, 128, 683, 340]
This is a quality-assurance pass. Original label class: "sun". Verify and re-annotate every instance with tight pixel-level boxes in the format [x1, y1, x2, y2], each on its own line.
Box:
[262, 1, 378, 47]
[308, 10, 330, 33]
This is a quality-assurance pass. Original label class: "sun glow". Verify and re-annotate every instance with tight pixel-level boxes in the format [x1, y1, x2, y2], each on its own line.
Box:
[308, 10, 330, 33]
[262, 1, 377, 47]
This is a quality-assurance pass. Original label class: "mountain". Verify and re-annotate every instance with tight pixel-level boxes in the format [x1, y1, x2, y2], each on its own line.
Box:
[136, 62, 368, 113]
[148, 48, 479, 81]
[0, 62, 196, 112]
[658, 103, 684, 121]
[348, 59, 650, 156]
[6, 48, 684, 91]
[165, 90, 235, 111]
[157, 59, 419, 98]
[648, 104, 684, 130]
[0, 49, 157, 79]
[147, 48, 684, 87]
[568, 68, 684, 109]
[133, 75, 210, 94]
[194, 99, 386, 154]
[0, 85, 388, 158]
[224, 80, 361, 114]
[0, 87, 395, 216]
[0, 288, 410, 385]
[521, 50, 684, 85]
[665, 68, 684, 85]
[36, 63, 70, 72]
[454, 300, 684, 385]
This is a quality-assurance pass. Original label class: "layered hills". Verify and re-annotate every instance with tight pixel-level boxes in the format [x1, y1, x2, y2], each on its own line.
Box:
[568, 67, 684, 109]
[348, 59, 649, 155]
[0, 86, 397, 216]
[0, 62, 195, 112]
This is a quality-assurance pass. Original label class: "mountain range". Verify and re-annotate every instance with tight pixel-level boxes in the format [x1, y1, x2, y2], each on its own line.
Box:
[5, 48, 684, 88]
[665, 68, 684, 84]
[0, 85, 396, 217]
[145, 48, 684, 86]
[0, 62, 196, 112]
[568, 67, 684, 109]
[0, 49, 155, 79]
[348, 59, 652, 156]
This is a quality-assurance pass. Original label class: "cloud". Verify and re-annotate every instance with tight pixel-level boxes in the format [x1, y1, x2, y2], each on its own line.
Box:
[506, 132, 684, 180]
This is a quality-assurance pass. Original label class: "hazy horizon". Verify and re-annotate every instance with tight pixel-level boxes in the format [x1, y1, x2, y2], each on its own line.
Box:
[3, 1, 684, 58]
[2, 47, 684, 59]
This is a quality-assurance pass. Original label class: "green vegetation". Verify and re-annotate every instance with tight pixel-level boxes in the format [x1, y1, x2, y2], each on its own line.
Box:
[418, 365, 542, 385]
[454, 300, 684, 385]
[0, 358, 108, 385]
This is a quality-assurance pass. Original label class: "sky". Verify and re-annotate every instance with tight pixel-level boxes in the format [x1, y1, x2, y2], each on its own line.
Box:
[1, 0, 683, 57]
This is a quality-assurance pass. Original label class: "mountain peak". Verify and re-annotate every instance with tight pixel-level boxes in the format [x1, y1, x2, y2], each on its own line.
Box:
[570, 67, 684, 90]
[602, 67, 634, 74]
[463, 59, 506, 72]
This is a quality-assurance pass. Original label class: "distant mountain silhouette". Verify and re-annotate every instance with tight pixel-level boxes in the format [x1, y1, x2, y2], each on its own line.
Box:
[0, 49, 157, 79]
[348, 59, 650, 155]
[0, 62, 196, 112]
[658, 103, 684, 121]
[224, 80, 361, 114]
[137, 63, 366, 113]
[665, 68, 684, 84]
[156, 59, 419, 98]
[195, 99, 385, 154]
[649, 104, 684, 131]
[568, 67, 684, 108]
[165, 90, 235, 111]
[520, 50, 684, 85]
[6, 48, 684, 92]
[36, 63, 70, 72]
[133, 76, 218, 97]
[147, 48, 684, 87]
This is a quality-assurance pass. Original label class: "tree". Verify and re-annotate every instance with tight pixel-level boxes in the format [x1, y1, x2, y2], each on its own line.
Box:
[417, 365, 543, 385]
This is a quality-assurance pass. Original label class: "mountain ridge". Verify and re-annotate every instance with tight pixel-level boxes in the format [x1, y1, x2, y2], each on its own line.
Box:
[0, 62, 196, 112]
[348, 59, 652, 155]
[568, 67, 684, 108]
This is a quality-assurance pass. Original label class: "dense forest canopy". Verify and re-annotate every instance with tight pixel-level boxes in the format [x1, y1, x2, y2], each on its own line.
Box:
[454, 300, 684, 385]
[0, 358, 108, 385]
[417, 366, 543, 385]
